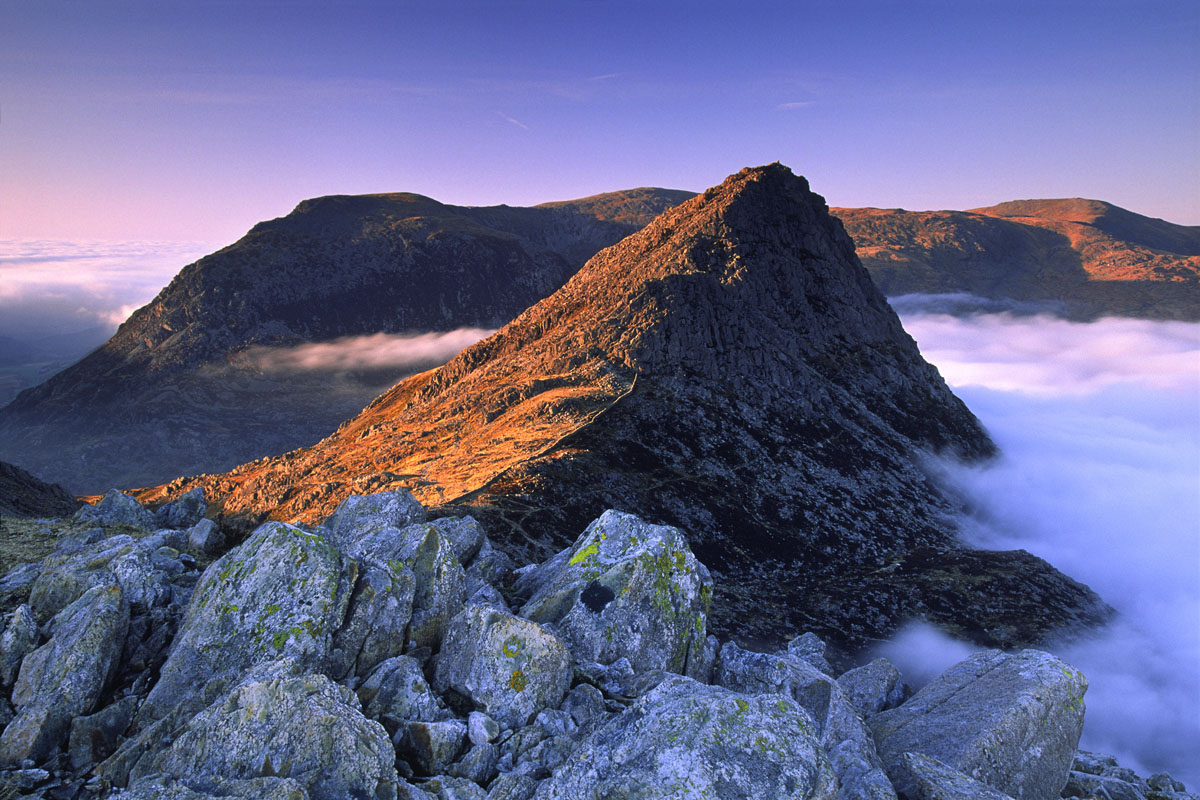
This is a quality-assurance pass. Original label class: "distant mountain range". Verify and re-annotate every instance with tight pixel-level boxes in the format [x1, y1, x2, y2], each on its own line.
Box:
[136, 165, 1109, 649]
[835, 198, 1200, 319]
[0, 182, 1194, 496]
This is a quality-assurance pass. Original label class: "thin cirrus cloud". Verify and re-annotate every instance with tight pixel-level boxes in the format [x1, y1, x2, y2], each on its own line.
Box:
[496, 112, 531, 130]
[776, 101, 814, 110]
[878, 300, 1200, 787]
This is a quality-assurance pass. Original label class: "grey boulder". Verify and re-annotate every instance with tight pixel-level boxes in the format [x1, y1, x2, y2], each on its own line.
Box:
[328, 560, 415, 680]
[716, 641, 896, 800]
[518, 510, 713, 674]
[0, 583, 129, 765]
[74, 489, 156, 529]
[0, 604, 39, 686]
[155, 487, 207, 529]
[131, 668, 398, 800]
[870, 649, 1087, 800]
[323, 490, 427, 552]
[837, 658, 909, 719]
[27, 533, 169, 622]
[532, 674, 838, 800]
[901, 752, 1019, 800]
[358, 655, 449, 724]
[434, 604, 572, 729]
[186, 518, 224, 555]
[138, 521, 353, 725]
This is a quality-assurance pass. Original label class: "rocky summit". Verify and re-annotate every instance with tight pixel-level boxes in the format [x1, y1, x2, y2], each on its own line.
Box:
[139, 164, 1110, 650]
[0, 188, 692, 494]
[0, 490, 1190, 800]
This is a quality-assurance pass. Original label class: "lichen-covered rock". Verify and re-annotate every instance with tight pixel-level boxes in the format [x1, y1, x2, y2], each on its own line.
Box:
[430, 516, 487, 565]
[395, 719, 467, 775]
[837, 658, 909, 719]
[113, 776, 311, 799]
[870, 649, 1088, 800]
[27, 534, 169, 622]
[716, 641, 896, 800]
[324, 490, 427, 553]
[0, 604, 38, 686]
[469, 538, 514, 587]
[448, 742, 500, 785]
[68, 695, 138, 771]
[422, 775, 488, 800]
[329, 560, 415, 680]
[138, 521, 352, 725]
[75, 489, 156, 529]
[395, 524, 466, 650]
[486, 773, 538, 800]
[186, 518, 224, 555]
[1062, 770, 1147, 800]
[517, 510, 713, 675]
[358, 655, 449, 725]
[902, 752, 1019, 800]
[131, 669, 398, 800]
[468, 711, 501, 745]
[0, 584, 128, 765]
[434, 604, 572, 729]
[788, 632, 835, 676]
[532, 674, 837, 800]
[155, 487, 207, 529]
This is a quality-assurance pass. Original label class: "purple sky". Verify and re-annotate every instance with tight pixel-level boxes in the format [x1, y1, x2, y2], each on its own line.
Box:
[1, 0, 1197, 243]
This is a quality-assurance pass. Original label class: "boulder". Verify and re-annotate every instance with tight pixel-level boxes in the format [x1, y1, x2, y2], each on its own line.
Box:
[517, 510, 713, 674]
[716, 641, 896, 800]
[27, 534, 169, 622]
[0, 584, 129, 765]
[434, 604, 572, 729]
[0, 604, 39, 686]
[395, 524, 466, 650]
[74, 489, 156, 529]
[186, 519, 224, 555]
[112, 776, 311, 799]
[486, 774, 538, 800]
[837, 658, 909, 719]
[323, 490, 426, 552]
[155, 487, 207, 529]
[358, 655, 449, 725]
[137, 521, 353, 725]
[788, 632, 835, 676]
[68, 695, 138, 771]
[448, 742, 500, 785]
[429, 516, 487, 565]
[532, 674, 838, 800]
[395, 719, 467, 775]
[328, 560, 415, 680]
[902, 752, 1019, 800]
[870, 649, 1087, 800]
[131, 669, 398, 800]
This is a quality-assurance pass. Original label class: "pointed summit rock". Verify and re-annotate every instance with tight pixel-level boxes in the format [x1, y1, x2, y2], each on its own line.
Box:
[143, 165, 1109, 648]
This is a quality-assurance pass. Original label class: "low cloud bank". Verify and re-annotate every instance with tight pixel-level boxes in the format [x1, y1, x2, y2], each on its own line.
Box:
[244, 329, 496, 374]
[888, 304, 1200, 785]
[0, 240, 214, 339]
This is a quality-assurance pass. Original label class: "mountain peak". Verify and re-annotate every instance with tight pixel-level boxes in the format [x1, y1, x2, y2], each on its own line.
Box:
[133, 166, 1111, 650]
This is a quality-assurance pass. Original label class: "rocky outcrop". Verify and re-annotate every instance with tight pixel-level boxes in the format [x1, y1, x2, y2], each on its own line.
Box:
[0, 584, 128, 765]
[0, 190, 692, 493]
[835, 199, 1200, 321]
[0, 493, 1188, 800]
[148, 165, 1108, 651]
[0, 460, 79, 519]
[870, 649, 1088, 800]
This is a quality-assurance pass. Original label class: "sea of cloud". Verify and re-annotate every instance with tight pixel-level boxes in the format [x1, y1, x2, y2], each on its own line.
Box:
[0, 239, 215, 340]
[880, 300, 1200, 786]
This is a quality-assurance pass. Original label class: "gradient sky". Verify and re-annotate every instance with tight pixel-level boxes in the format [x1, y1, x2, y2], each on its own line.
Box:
[2, 0, 1197, 243]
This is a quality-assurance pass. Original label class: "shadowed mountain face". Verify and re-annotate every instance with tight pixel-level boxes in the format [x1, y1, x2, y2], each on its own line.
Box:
[0, 460, 79, 518]
[140, 165, 1110, 650]
[836, 199, 1200, 320]
[0, 188, 693, 493]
